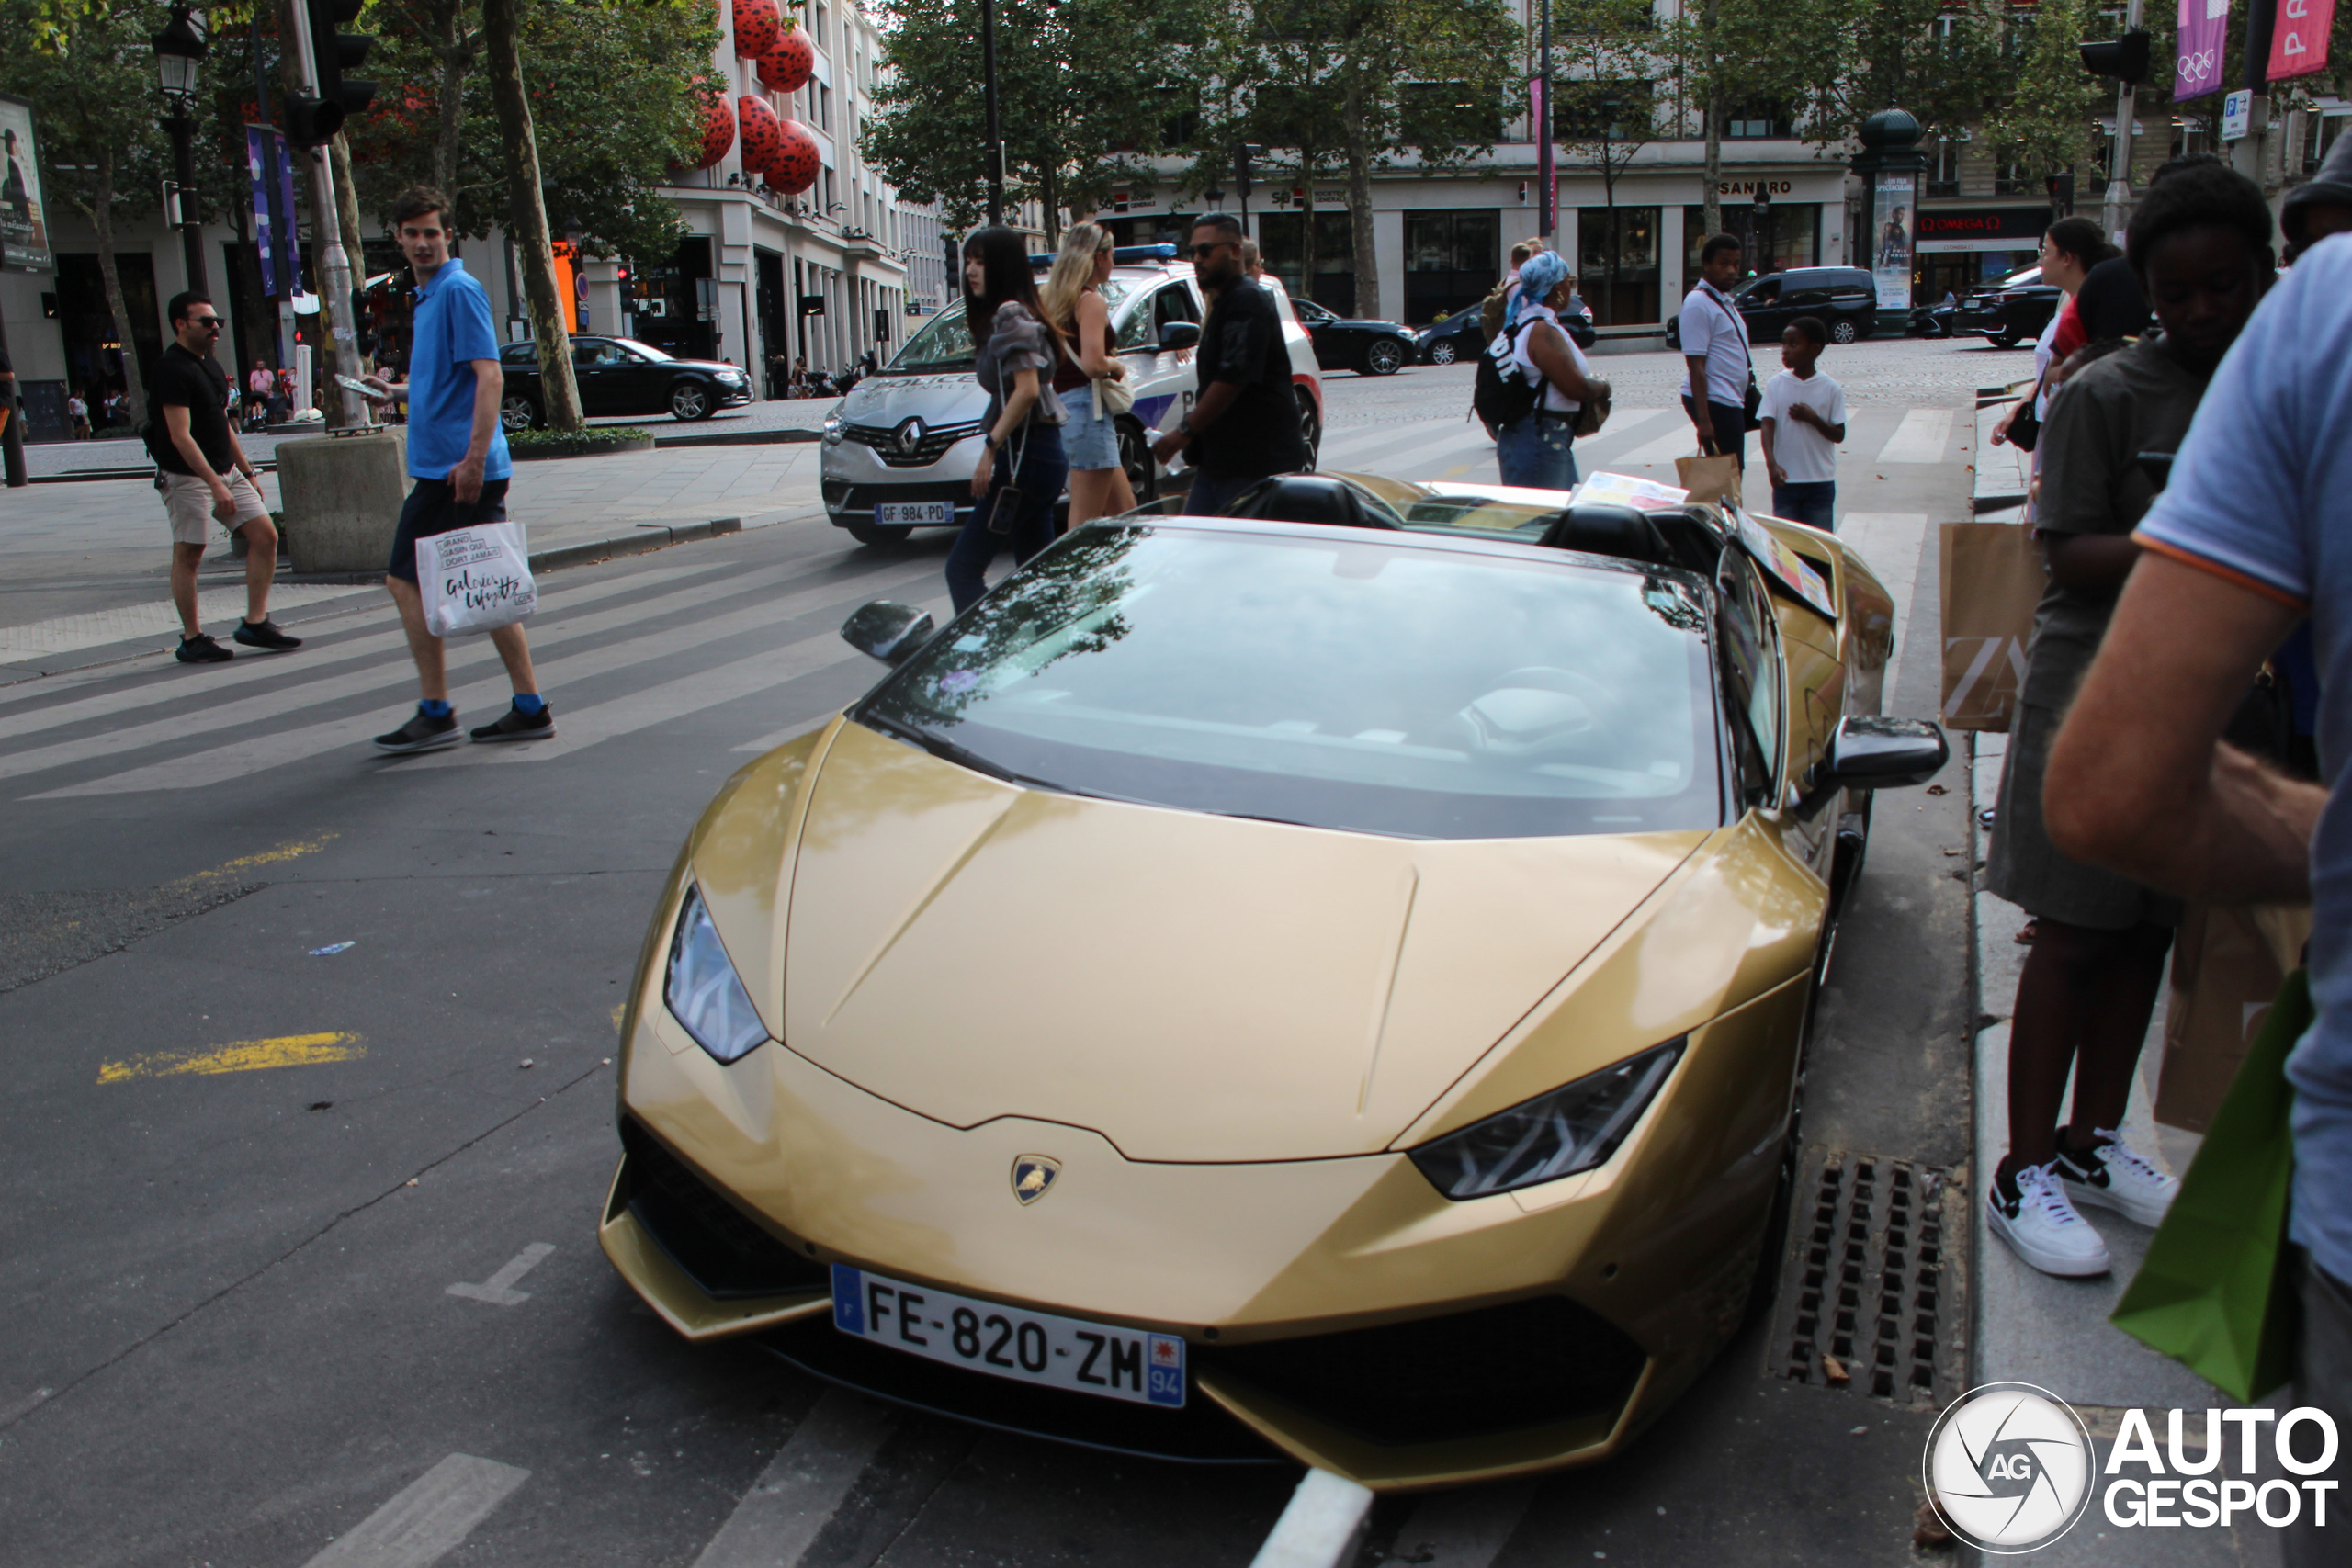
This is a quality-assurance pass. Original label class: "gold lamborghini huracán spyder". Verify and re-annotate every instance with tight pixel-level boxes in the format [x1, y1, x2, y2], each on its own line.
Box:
[598, 476, 1949, 1489]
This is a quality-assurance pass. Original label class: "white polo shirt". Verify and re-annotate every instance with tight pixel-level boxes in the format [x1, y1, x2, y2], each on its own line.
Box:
[1677, 281, 1753, 407]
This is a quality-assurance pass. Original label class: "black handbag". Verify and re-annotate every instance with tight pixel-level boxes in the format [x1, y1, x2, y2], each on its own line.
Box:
[984, 423, 1031, 535]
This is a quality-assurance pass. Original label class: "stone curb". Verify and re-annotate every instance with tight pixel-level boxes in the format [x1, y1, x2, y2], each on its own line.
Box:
[525, 516, 743, 572]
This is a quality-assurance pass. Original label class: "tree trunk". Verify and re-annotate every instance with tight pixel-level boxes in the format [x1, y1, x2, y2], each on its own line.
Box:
[89, 151, 148, 425]
[482, 0, 582, 431]
[1297, 152, 1317, 307]
[331, 132, 370, 375]
[1342, 73, 1376, 321]
[431, 0, 469, 198]
[1039, 156, 1059, 247]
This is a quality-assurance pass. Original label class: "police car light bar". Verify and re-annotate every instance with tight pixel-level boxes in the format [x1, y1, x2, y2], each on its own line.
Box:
[1025, 243, 1182, 268]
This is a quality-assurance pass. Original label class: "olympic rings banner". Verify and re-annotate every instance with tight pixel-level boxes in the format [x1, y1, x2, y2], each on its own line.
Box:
[2176, 0, 2231, 100]
[2267, 0, 2336, 80]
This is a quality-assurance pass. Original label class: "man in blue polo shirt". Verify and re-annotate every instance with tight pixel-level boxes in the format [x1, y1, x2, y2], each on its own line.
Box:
[363, 185, 551, 752]
[2044, 231, 2351, 1565]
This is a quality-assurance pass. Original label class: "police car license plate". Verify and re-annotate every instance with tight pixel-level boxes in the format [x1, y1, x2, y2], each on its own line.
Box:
[875, 502, 951, 526]
[831, 1265, 1185, 1408]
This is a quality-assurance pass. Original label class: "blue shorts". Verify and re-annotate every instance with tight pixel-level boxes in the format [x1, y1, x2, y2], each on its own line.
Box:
[1057, 387, 1122, 470]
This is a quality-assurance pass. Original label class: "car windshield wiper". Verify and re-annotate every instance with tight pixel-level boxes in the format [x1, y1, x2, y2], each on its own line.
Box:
[859, 712, 1066, 794]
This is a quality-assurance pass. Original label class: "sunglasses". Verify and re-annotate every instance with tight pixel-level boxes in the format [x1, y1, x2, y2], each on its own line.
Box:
[190, 316, 223, 331]
[1189, 242, 1234, 259]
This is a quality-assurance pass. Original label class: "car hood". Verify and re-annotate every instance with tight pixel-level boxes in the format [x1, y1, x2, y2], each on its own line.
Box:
[839, 372, 990, 427]
[669, 358, 745, 375]
[729, 722, 1704, 1163]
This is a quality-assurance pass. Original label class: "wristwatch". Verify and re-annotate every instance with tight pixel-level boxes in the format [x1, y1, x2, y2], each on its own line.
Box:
[1175, 416, 1193, 439]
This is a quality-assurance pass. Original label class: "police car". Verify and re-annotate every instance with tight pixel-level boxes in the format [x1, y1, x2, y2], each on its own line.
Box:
[820, 245, 1327, 545]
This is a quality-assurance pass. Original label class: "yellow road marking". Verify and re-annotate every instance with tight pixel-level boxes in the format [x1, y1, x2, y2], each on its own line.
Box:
[98, 1032, 365, 1084]
[169, 831, 340, 891]
[610, 1003, 627, 1030]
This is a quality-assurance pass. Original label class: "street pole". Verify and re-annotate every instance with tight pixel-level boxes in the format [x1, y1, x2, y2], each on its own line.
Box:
[2099, 0, 2144, 243]
[979, 0, 1003, 226]
[0, 266, 23, 488]
[284, 0, 365, 425]
[1537, 0, 1554, 243]
[2234, 0, 2278, 185]
[167, 113, 209, 294]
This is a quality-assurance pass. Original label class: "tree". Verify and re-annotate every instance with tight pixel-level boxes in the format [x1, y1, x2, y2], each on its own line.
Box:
[0, 0, 172, 419]
[480, 0, 580, 429]
[1550, 0, 1655, 324]
[1982, 0, 2101, 194]
[862, 0, 1211, 236]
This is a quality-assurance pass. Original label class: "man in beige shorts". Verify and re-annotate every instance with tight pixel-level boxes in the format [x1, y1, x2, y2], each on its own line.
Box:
[152, 290, 300, 663]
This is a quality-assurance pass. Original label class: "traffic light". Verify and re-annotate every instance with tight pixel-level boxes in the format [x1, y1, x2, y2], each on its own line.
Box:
[2046, 172, 2075, 214]
[1232, 142, 1257, 201]
[2079, 28, 2152, 85]
[284, 0, 376, 147]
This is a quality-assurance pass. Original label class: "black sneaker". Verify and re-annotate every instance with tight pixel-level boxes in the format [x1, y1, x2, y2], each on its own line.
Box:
[233, 617, 303, 651]
[373, 708, 461, 753]
[470, 701, 555, 743]
[176, 633, 234, 664]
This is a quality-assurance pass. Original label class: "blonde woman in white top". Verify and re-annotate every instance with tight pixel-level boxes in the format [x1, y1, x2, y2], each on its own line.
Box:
[1038, 222, 1135, 530]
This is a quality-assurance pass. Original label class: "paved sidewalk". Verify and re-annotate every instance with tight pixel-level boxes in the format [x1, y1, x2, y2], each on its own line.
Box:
[1970, 730, 2288, 1567]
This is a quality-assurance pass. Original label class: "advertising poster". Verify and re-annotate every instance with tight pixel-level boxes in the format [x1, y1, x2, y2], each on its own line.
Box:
[246, 125, 302, 297]
[2177, 0, 2232, 98]
[2267, 0, 2337, 79]
[0, 93, 51, 272]
[1871, 171, 1916, 310]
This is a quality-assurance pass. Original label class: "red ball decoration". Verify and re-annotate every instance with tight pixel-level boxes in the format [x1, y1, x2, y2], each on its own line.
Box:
[732, 0, 781, 60]
[758, 26, 815, 95]
[693, 86, 736, 169]
[765, 118, 820, 195]
[737, 95, 786, 176]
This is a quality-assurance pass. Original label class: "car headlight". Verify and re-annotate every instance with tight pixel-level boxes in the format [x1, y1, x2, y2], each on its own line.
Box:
[1408, 1038, 1685, 1200]
[717, 371, 744, 385]
[663, 884, 768, 1064]
[822, 416, 844, 446]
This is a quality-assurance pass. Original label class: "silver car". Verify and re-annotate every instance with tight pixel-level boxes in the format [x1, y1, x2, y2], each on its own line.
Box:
[820, 248, 1327, 546]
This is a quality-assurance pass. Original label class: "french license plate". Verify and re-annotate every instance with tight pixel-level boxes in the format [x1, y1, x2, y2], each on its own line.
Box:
[875, 501, 951, 526]
[831, 1264, 1185, 1408]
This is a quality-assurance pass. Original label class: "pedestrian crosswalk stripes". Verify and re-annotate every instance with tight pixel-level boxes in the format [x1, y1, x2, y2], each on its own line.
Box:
[1875, 408, 1954, 464]
[17, 557, 939, 798]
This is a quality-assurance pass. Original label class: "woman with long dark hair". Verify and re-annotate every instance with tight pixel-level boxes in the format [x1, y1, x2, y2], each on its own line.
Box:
[949, 226, 1069, 613]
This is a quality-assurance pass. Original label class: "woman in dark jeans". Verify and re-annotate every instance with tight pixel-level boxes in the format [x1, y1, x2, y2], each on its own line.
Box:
[948, 227, 1069, 614]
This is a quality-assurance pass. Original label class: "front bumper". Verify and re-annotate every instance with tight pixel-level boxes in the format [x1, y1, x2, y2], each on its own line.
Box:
[601, 974, 1808, 1489]
[820, 434, 984, 530]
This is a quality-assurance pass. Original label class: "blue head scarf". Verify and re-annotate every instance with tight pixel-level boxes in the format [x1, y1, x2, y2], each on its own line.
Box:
[1504, 251, 1571, 335]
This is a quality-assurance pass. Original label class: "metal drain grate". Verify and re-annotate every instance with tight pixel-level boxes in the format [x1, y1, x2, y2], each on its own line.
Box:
[1770, 1151, 1968, 1409]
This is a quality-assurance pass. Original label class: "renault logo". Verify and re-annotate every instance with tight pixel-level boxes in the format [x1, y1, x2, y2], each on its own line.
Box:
[1011, 1155, 1060, 1205]
[894, 417, 926, 456]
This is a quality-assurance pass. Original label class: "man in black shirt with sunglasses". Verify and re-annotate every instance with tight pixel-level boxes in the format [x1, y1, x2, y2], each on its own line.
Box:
[1151, 214, 1307, 516]
[150, 291, 300, 663]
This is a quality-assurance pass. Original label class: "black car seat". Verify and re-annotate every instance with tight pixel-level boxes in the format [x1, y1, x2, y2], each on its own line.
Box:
[1536, 503, 1672, 565]
[1213, 474, 1399, 530]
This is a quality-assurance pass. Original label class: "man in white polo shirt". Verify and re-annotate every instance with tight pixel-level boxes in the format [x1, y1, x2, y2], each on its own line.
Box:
[1679, 233, 1754, 471]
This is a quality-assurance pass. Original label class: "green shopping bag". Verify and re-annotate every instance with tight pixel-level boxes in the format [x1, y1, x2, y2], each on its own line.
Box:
[2111, 970, 2312, 1404]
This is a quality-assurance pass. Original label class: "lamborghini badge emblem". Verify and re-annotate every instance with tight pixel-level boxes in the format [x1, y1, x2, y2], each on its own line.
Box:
[1012, 1155, 1060, 1205]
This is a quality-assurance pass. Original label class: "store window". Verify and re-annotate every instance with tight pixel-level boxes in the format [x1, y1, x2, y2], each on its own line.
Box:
[1578, 205, 1660, 326]
[1258, 209, 1357, 315]
[1681, 203, 1821, 288]
[1403, 209, 1499, 324]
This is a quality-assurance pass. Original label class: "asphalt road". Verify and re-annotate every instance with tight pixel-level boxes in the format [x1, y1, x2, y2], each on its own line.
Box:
[0, 346, 1983, 1567]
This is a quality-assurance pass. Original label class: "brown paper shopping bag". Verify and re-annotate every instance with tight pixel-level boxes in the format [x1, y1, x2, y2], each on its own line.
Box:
[2156, 903, 2308, 1133]
[1675, 453, 1741, 507]
[1939, 522, 2044, 733]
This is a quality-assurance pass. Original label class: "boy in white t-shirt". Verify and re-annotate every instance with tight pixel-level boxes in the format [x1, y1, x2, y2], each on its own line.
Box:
[1757, 315, 1847, 531]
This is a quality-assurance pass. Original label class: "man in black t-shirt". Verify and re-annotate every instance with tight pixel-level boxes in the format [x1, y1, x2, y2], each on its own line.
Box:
[1151, 214, 1307, 516]
[152, 291, 300, 664]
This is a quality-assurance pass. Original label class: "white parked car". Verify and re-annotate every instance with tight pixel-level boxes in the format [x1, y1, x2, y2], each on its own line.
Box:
[820, 245, 1326, 545]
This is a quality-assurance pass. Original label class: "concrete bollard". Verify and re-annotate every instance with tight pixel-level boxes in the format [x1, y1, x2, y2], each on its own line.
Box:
[277, 430, 408, 574]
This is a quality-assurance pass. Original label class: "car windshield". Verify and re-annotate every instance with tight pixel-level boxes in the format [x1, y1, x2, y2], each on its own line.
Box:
[612, 338, 675, 362]
[856, 525, 1719, 840]
[888, 278, 1143, 374]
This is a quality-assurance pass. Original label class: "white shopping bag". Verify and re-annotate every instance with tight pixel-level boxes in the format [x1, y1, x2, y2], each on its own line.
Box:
[417, 521, 537, 637]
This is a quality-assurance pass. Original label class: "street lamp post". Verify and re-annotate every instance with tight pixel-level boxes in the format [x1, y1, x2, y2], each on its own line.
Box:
[1537, 0, 1553, 242]
[979, 0, 1003, 225]
[152, 5, 209, 296]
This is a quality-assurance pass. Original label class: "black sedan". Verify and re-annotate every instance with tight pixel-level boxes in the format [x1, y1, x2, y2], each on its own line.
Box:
[1418, 301, 1597, 365]
[494, 335, 754, 430]
[1950, 268, 2059, 348]
[1289, 298, 1419, 376]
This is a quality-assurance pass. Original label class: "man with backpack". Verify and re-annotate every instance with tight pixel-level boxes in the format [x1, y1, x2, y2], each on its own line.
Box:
[1679, 234, 1755, 470]
[150, 290, 301, 665]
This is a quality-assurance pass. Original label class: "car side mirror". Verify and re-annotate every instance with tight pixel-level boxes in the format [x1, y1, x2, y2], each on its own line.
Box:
[1797, 716, 1950, 819]
[1159, 321, 1202, 351]
[841, 601, 934, 665]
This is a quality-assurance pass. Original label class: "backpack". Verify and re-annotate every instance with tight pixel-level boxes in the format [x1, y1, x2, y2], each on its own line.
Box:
[1472, 321, 1543, 436]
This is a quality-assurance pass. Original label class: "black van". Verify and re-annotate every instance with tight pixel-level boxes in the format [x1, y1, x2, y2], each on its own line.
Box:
[1667, 265, 1881, 347]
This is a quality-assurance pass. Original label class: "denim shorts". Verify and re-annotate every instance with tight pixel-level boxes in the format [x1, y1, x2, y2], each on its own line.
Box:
[1058, 386, 1122, 470]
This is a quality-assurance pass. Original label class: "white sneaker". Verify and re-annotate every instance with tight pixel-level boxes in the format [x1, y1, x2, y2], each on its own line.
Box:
[2057, 1129, 2179, 1228]
[1989, 1162, 2112, 1277]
